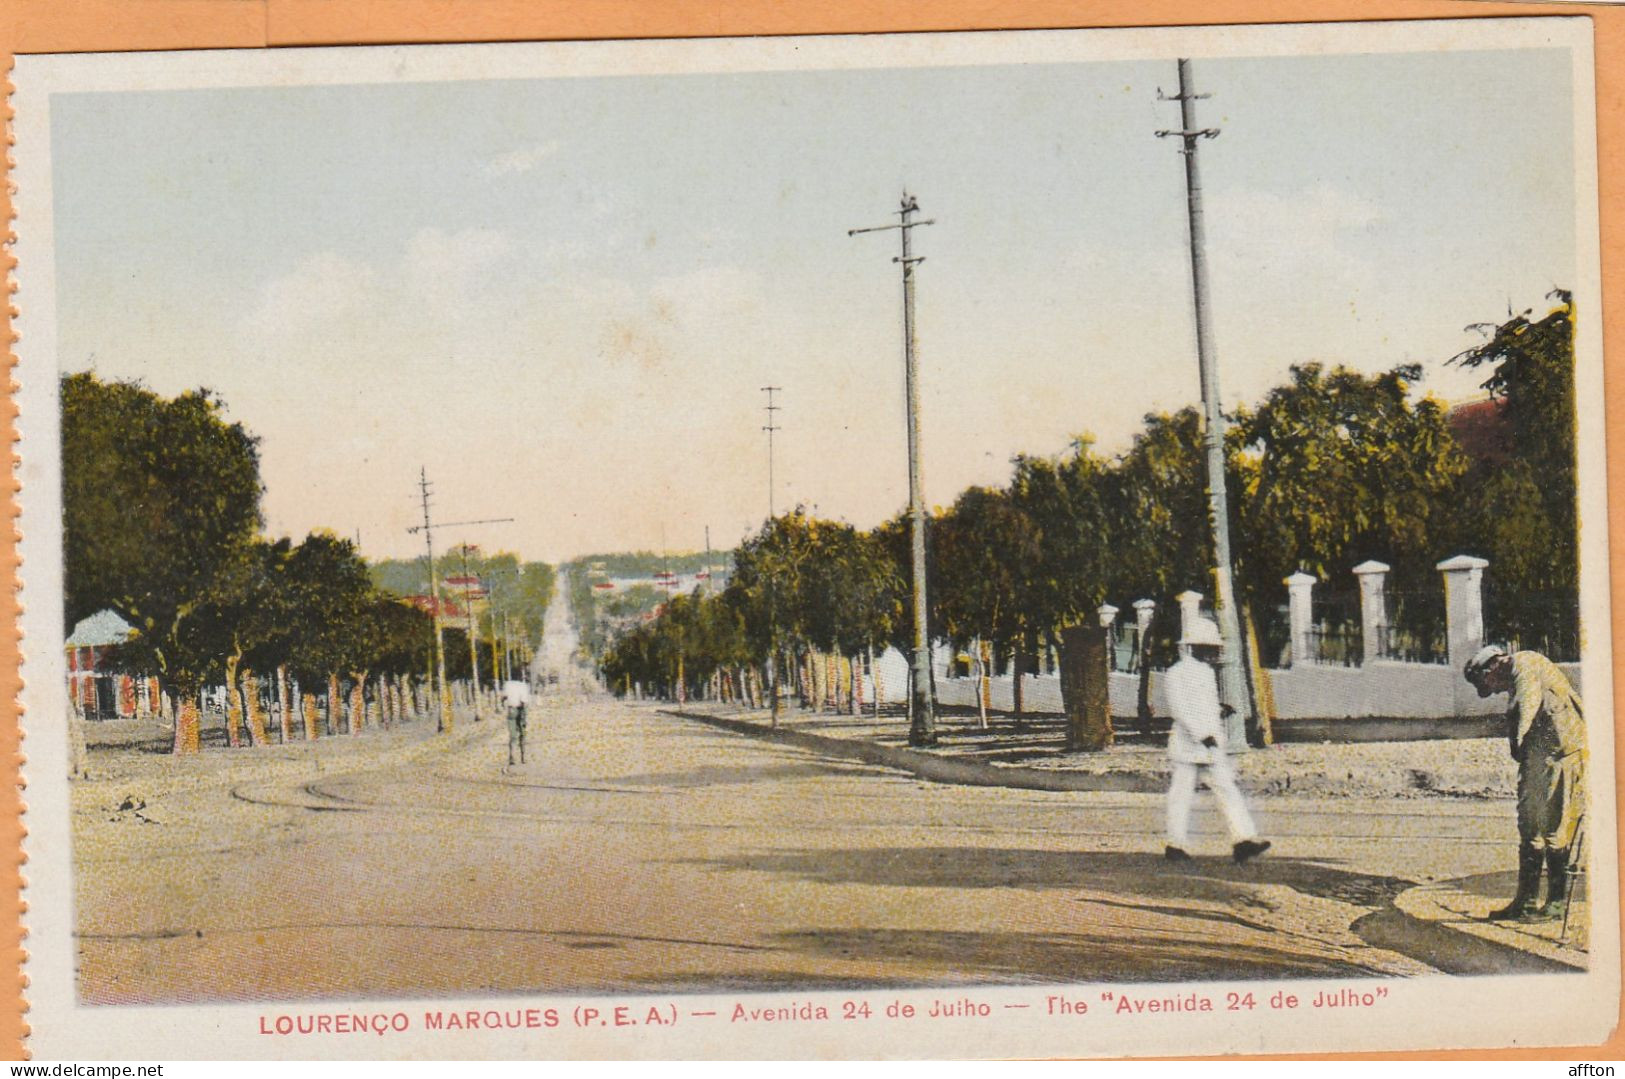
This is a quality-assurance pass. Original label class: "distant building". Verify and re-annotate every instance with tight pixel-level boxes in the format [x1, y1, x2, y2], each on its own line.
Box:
[403, 594, 467, 620]
[65, 609, 138, 720]
[1448, 396, 1513, 468]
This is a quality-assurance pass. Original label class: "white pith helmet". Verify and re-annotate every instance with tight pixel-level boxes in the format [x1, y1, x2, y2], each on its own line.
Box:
[1181, 617, 1224, 648]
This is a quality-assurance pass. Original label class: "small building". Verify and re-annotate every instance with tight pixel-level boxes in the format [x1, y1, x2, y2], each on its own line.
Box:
[65, 609, 138, 720]
[402, 594, 467, 620]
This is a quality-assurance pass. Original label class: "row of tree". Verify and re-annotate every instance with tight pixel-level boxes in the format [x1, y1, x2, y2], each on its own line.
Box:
[597, 294, 1580, 722]
[61, 372, 551, 754]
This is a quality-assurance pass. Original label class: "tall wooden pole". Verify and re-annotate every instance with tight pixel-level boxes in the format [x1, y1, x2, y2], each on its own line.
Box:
[850, 192, 937, 745]
[1159, 59, 1252, 748]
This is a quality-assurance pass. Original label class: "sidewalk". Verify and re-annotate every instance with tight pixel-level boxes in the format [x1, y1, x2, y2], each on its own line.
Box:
[665, 700, 1589, 971]
[667, 700, 1518, 800]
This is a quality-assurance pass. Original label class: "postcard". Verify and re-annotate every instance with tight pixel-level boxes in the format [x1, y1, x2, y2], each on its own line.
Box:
[10, 16, 1615, 1059]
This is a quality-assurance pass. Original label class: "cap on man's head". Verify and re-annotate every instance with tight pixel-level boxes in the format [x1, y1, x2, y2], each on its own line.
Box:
[1181, 618, 1224, 648]
[1464, 644, 1508, 680]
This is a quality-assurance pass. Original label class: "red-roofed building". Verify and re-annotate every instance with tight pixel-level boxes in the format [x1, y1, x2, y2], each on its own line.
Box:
[403, 594, 466, 619]
[1448, 396, 1513, 468]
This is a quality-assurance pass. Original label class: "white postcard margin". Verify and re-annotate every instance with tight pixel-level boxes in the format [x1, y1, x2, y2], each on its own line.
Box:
[10, 16, 1617, 1059]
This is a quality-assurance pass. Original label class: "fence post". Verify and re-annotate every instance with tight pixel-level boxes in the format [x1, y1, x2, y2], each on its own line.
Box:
[1285, 572, 1317, 667]
[1175, 591, 1204, 657]
[1352, 560, 1391, 663]
[1436, 554, 1489, 673]
[1097, 604, 1119, 671]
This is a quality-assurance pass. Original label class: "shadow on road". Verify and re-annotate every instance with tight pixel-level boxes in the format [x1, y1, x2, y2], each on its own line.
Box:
[687, 845, 1408, 905]
[771, 925, 1364, 982]
[685, 845, 1568, 979]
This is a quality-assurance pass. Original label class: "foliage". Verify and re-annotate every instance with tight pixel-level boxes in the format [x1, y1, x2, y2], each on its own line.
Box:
[62, 372, 264, 689]
[1231, 363, 1467, 653]
[1450, 292, 1579, 656]
[605, 293, 1581, 697]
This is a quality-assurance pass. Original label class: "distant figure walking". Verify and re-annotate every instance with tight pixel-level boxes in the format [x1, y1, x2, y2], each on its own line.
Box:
[503, 679, 531, 766]
[1163, 617, 1270, 865]
[1463, 645, 1585, 921]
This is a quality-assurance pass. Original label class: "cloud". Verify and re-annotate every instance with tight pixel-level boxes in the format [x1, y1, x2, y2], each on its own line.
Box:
[1207, 183, 1385, 289]
[403, 226, 514, 299]
[482, 140, 561, 177]
[241, 251, 378, 337]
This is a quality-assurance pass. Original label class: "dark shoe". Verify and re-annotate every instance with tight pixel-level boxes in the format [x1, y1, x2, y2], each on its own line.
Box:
[1539, 848, 1572, 916]
[1490, 843, 1544, 920]
[1232, 839, 1271, 865]
[1527, 900, 1567, 923]
[1488, 898, 1538, 921]
[1164, 846, 1192, 862]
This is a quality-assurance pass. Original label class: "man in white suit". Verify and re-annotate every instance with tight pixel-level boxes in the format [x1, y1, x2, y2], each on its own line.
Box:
[1163, 617, 1270, 864]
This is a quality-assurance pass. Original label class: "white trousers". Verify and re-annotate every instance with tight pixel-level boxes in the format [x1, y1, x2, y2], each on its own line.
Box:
[1166, 758, 1259, 847]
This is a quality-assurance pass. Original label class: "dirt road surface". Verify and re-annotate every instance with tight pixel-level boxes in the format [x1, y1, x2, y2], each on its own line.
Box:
[71, 680, 1575, 1005]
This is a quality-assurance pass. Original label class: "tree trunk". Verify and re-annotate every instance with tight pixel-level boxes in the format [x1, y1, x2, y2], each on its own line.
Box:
[302, 692, 320, 741]
[1012, 647, 1026, 718]
[243, 671, 270, 747]
[1136, 626, 1155, 741]
[1242, 606, 1276, 747]
[68, 709, 90, 778]
[979, 640, 993, 730]
[277, 667, 293, 744]
[173, 694, 201, 755]
[350, 673, 367, 736]
[870, 646, 882, 718]
[224, 654, 244, 748]
[326, 674, 341, 735]
[1060, 625, 1113, 752]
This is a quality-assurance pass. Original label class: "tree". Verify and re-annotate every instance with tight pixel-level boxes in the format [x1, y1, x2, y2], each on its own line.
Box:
[280, 532, 376, 736]
[62, 373, 264, 753]
[930, 486, 1037, 663]
[1231, 362, 1468, 661]
[61, 373, 263, 682]
[1450, 291, 1579, 658]
[1099, 409, 1212, 669]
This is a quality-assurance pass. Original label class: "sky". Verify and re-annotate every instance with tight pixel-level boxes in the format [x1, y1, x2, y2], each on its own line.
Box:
[48, 43, 1579, 565]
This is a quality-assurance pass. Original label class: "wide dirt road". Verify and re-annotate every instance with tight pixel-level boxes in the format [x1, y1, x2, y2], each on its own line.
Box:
[72, 685, 1566, 1005]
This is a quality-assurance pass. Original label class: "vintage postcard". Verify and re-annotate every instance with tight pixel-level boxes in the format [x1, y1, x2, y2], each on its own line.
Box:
[9, 16, 1616, 1059]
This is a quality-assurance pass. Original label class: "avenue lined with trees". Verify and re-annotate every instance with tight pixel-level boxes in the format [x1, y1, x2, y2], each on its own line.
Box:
[61, 372, 553, 756]
[596, 294, 1581, 728]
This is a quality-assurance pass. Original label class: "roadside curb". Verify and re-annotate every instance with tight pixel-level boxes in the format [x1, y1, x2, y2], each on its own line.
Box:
[1391, 880, 1588, 971]
[664, 707, 1166, 794]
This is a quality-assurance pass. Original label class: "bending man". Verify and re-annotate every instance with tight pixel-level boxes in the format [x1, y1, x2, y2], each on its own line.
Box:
[1464, 645, 1585, 921]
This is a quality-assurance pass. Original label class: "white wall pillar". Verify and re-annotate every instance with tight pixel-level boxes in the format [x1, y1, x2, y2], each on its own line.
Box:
[1175, 591, 1203, 658]
[1352, 560, 1391, 664]
[1284, 571, 1317, 667]
[1437, 554, 1490, 672]
[1133, 598, 1156, 637]
[1098, 604, 1120, 671]
[1132, 599, 1156, 668]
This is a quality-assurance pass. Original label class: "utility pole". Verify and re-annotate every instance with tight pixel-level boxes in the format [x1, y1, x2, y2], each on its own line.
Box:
[850, 192, 937, 746]
[759, 387, 783, 724]
[406, 469, 514, 733]
[704, 526, 713, 595]
[761, 386, 781, 521]
[456, 544, 484, 719]
[1157, 59, 1252, 749]
[414, 468, 452, 731]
